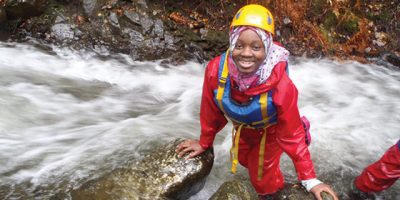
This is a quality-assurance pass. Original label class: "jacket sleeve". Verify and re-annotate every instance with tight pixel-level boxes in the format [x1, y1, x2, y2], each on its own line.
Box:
[272, 62, 317, 181]
[199, 57, 228, 149]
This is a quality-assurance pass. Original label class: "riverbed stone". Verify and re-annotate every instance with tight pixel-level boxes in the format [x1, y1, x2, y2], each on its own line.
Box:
[384, 53, 400, 68]
[153, 19, 164, 38]
[124, 10, 141, 25]
[123, 28, 145, 44]
[82, 0, 108, 17]
[108, 12, 120, 28]
[209, 179, 258, 200]
[140, 14, 154, 35]
[71, 138, 214, 200]
[51, 23, 74, 41]
[210, 180, 338, 200]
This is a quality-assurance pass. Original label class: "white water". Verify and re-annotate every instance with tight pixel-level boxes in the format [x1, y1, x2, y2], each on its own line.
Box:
[0, 41, 399, 199]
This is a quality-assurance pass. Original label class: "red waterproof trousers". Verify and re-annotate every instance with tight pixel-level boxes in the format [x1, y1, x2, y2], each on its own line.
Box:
[355, 140, 400, 192]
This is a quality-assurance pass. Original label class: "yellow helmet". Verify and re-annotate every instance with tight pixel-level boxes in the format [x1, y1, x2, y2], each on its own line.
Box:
[230, 4, 274, 34]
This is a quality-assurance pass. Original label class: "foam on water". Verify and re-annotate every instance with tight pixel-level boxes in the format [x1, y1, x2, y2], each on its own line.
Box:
[0, 41, 398, 199]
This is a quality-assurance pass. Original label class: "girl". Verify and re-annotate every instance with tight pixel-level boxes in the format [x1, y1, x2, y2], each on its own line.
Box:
[176, 4, 338, 200]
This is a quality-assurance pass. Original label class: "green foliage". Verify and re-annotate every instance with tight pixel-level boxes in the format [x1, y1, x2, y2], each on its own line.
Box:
[341, 17, 359, 35]
[319, 25, 333, 45]
[366, 12, 390, 22]
[323, 11, 338, 30]
[309, 0, 328, 17]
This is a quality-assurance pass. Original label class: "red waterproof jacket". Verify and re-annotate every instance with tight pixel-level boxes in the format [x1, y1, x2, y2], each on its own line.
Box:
[198, 55, 317, 181]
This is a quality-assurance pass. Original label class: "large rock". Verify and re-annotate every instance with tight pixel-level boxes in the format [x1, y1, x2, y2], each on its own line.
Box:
[210, 167, 400, 200]
[209, 179, 258, 200]
[210, 180, 335, 200]
[71, 139, 214, 200]
[274, 183, 334, 200]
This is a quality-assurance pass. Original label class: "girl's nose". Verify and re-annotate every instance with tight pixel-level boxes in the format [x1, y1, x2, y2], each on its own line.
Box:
[240, 47, 252, 57]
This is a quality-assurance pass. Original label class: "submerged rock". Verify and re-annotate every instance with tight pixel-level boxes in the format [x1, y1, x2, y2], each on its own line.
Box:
[210, 180, 336, 200]
[383, 53, 400, 68]
[71, 139, 214, 200]
[209, 179, 258, 200]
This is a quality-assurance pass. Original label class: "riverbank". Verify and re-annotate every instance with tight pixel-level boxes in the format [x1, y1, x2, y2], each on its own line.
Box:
[0, 0, 399, 67]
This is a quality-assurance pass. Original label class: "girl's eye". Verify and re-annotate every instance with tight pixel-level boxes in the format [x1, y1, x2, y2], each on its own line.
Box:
[236, 44, 243, 49]
[253, 46, 261, 51]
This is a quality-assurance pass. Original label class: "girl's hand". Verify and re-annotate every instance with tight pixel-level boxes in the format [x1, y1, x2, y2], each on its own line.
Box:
[175, 139, 205, 159]
[310, 183, 339, 200]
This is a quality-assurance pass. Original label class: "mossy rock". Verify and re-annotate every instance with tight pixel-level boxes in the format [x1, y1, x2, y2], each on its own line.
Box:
[71, 139, 214, 200]
[176, 26, 202, 42]
[210, 181, 337, 200]
[209, 179, 258, 200]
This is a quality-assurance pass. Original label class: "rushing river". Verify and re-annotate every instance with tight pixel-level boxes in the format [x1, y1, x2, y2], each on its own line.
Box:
[0, 41, 399, 200]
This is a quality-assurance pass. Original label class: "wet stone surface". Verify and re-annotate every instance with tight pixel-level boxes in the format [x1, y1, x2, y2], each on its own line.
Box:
[71, 138, 214, 200]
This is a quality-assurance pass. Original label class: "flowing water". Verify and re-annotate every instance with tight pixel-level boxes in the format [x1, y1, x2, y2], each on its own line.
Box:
[0, 40, 399, 200]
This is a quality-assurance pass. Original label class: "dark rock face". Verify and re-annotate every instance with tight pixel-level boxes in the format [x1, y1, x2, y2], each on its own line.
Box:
[0, 0, 229, 64]
[0, 8, 7, 24]
[1, 0, 399, 64]
[4, 0, 48, 20]
[71, 139, 214, 200]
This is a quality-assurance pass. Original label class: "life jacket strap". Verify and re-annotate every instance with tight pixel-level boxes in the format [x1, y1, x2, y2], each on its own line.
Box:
[229, 113, 277, 128]
[259, 93, 268, 119]
[230, 123, 268, 181]
[216, 50, 230, 114]
[230, 123, 243, 174]
[258, 128, 267, 180]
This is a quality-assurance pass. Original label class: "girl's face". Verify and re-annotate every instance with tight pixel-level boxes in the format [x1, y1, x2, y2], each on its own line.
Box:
[232, 29, 266, 74]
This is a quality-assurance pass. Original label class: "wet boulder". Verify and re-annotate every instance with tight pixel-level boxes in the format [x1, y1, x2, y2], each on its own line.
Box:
[210, 180, 335, 200]
[274, 183, 334, 200]
[209, 179, 258, 200]
[71, 139, 214, 200]
[383, 53, 400, 68]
